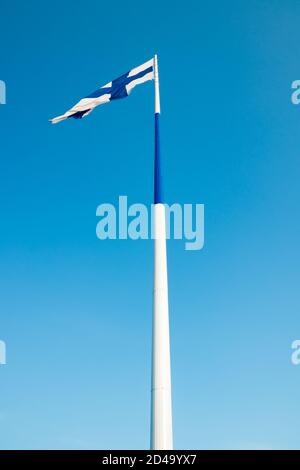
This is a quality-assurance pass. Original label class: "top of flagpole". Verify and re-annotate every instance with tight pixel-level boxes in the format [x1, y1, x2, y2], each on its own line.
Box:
[154, 54, 162, 203]
[154, 54, 161, 115]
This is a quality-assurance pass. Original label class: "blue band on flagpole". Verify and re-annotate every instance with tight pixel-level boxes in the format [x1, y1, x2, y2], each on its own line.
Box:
[154, 112, 162, 204]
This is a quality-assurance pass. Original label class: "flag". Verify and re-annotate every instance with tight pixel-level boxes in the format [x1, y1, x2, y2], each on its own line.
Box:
[50, 58, 154, 124]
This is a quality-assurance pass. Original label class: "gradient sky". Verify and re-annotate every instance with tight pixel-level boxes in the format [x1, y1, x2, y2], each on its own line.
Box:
[1, 0, 300, 450]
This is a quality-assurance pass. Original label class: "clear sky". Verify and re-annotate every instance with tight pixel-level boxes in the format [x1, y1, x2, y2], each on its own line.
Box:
[1, 0, 300, 450]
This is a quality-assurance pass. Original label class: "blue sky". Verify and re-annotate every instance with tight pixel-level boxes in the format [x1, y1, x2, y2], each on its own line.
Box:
[1, 0, 300, 449]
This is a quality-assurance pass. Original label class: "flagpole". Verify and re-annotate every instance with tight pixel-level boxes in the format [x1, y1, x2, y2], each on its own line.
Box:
[150, 54, 173, 450]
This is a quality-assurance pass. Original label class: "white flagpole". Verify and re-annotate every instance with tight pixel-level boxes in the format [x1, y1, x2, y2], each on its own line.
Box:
[150, 54, 173, 450]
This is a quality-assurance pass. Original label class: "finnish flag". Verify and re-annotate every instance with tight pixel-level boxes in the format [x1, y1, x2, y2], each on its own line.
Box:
[50, 58, 154, 124]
